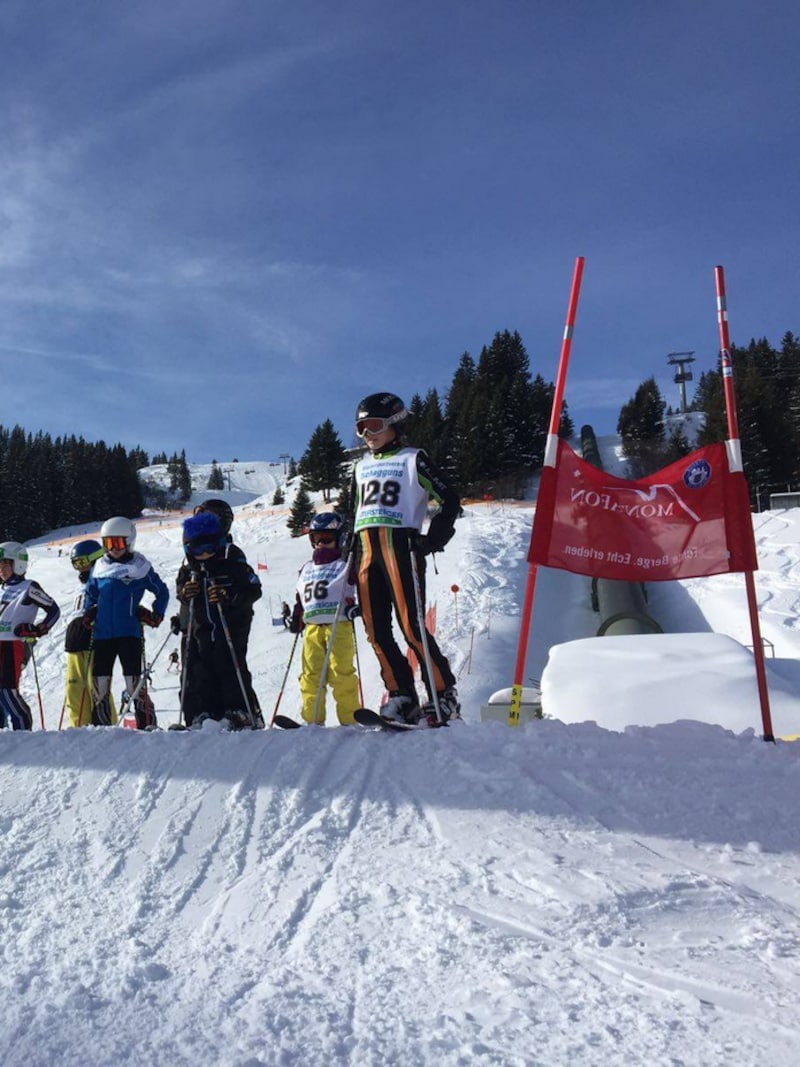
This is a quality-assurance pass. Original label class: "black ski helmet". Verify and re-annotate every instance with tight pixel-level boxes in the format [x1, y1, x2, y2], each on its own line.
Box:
[355, 392, 408, 433]
[194, 498, 234, 535]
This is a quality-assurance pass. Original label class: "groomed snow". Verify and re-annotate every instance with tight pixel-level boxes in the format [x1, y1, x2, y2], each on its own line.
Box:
[2, 487, 800, 1066]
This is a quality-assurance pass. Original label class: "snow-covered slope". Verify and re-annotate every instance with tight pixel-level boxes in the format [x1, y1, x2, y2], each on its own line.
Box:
[139, 458, 284, 510]
[3, 492, 800, 1065]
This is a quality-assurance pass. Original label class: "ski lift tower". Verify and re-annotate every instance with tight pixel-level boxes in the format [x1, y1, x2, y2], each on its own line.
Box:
[667, 351, 695, 414]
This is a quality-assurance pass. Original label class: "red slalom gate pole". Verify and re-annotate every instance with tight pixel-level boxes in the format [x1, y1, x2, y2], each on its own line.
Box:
[714, 266, 774, 742]
[509, 256, 585, 726]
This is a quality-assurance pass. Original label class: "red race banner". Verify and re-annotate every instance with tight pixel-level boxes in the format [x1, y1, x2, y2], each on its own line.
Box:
[529, 440, 757, 581]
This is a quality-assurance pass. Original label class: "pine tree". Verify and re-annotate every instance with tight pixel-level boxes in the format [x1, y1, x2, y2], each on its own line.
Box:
[272, 487, 285, 506]
[442, 332, 555, 497]
[474, 330, 541, 496]
[445, 353, 482, 495]
[207, 460, 225, 491]
[334, 471, 355, 520]
[128, 446, 150, 470]
[617, 377, 667, 477]
[177, 449, 192, 502]
[287, 483, 315, 537]
[405, 389, 448, 468]
[696, 338, 797, 502]
[662, 426, 692, 465]
[298, 420, 348, 503]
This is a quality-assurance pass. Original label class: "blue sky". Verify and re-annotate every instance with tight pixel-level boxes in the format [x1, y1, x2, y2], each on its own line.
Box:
[1, 0, 798, 463]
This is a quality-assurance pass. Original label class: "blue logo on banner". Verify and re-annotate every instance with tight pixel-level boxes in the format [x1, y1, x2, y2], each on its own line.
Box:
[684, 458, 711, 489]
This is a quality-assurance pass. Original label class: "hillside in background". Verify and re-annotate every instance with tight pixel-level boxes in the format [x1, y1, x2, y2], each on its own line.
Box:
[139, 459, 284, 510]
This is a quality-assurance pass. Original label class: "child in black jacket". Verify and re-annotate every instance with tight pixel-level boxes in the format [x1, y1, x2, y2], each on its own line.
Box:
[176, 512, 263, 729]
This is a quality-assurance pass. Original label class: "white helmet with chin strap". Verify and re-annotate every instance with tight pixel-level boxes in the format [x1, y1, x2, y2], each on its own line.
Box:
[0, 541, 29, 576]
[100, 515, 137, 551]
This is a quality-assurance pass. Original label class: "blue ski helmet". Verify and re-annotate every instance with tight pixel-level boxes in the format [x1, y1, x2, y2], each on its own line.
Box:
[70, 539, 104, 572]
[182, 511, 226, 557]
[309, 512, 345, 547]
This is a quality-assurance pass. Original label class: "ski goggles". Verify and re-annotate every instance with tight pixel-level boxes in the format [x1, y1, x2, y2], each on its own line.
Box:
[310, 532, 337, 545]
[71, 554, 100, 571]
[185, 538, 219, 557]
[103, 536, 128, 551]
[355, 417, 391, 438]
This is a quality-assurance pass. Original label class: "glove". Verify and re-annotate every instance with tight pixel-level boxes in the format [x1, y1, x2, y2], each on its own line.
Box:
[182, 578, 201, 600]
[344, 601, 361, 622]
[14, 623, 46, 639]
[415, 534, 437, 556]
[288, 611, 304, 634]
[170, 614, 182, 636]
[82, 607, 98, 630]
[138, 607, 162, 628]
[207, 584, 228, 604]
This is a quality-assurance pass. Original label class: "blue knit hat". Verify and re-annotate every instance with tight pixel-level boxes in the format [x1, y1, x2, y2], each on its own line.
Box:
[182, 511, 224, 553]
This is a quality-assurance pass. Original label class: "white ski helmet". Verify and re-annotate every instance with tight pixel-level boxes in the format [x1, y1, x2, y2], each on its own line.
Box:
[0, 541, 29, 576]
[100, 515, 137, 551]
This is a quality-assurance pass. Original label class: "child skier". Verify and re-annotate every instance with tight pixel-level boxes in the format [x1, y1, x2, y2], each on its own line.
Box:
[352, 392, 461, 726]
[177, 500, 264, 721]
[289, 512, 360, 726]
[176, 510, 263, 729]
[0, 541, 61, 731]
[82, 517, 169, 729]
[64, 539, 116, 727]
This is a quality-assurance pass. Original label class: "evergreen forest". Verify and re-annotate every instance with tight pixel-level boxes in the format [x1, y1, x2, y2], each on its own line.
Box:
[296, 330, 576, 509]
[616, 332, 800, 505]
[0, 427, 149, 543]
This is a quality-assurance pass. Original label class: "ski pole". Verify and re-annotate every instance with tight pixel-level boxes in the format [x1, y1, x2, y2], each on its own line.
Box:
[207, 577, 257, 725]
[118, 627, 172, 720]
[269, 629, 301, 727]
[352, 616, 364, 706]
[27, 645, 46, 730]
[410, 546, 443, 725]
[178, 583, 196, 727]
[76, 652, 91, 727]
[58, 700, 66, 730]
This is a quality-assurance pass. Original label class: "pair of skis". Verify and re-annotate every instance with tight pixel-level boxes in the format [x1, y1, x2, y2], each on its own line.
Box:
[273, 709, 443, 732]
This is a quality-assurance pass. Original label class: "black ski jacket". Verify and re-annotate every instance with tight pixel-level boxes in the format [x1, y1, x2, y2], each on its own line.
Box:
[176, 543, 262, 638]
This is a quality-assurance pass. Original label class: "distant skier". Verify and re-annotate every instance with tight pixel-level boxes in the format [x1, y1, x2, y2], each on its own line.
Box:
[82, 517, 169, 730]
[290, 513, 360, 726]
[64, 539, 116, 727]
[167, 648, 180, 674]
[0, 542, 60, 731]
[351, 392, 461, 726]
[176, 511, 263, 729]
[281, 601, 291, 629]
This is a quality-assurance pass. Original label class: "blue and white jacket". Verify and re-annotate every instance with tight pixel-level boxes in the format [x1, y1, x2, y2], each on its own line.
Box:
[83, 552, 169, 640]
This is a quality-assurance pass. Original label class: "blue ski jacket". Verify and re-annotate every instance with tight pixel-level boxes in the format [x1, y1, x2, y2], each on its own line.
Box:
[83, 552, 170, 639]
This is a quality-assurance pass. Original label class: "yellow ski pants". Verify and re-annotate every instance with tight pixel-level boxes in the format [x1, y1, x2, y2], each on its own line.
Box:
[299, 621, 359, 726]
[65, 650, 117, 727]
